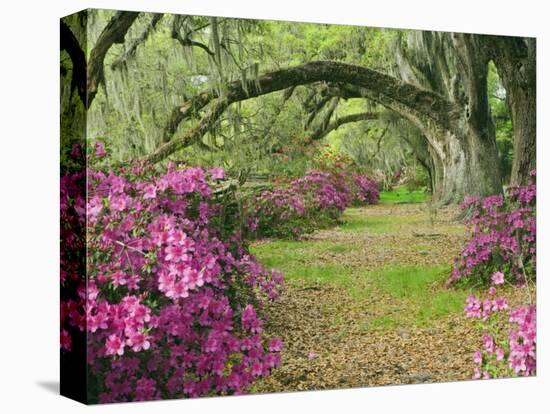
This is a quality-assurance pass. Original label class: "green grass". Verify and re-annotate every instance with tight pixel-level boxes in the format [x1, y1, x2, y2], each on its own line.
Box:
[367, 315, 402, 330]
[340, 209, 420, 233]
[380, 187, 428, 204]
[367, 265, 468, 328]
[251, 211, 468, 331]
[250, 239, 362, 291]
[371, 265, 447, 297]
[251, 240, 356, 281]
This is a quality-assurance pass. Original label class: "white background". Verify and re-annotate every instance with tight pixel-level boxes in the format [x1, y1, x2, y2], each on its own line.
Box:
[0, 0, 548, 412]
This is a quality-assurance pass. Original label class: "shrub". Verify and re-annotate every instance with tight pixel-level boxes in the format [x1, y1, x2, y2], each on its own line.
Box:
[452, 172, 537, 380]
[448, 171, 536, 286]
[465, 279, 536, 379]
[351, 173, 380, 205]
[60, 163, 284, 402]
[243, 169, 379, 239]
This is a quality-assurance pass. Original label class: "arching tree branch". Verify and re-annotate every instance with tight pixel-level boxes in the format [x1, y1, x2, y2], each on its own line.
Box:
[150, 60, 461, 163]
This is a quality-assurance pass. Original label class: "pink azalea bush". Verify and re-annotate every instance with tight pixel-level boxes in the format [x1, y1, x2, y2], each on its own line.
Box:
[61, 161, 284, 402]
[448, 171, 536, 286]
[244, 170, 379, 239]
[465, 281, 536, 379]
[451, 172, 536, 380]
[351, 173, 380, 205]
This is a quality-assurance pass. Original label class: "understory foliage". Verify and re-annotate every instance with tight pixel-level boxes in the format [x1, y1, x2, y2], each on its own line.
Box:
[60, 155, 284, 402]
[244, 169, 379, 239]
[450, 172, 536, 379]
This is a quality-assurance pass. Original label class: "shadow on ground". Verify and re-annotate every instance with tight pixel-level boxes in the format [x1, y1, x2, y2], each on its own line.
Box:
[36, 380, 59, 395]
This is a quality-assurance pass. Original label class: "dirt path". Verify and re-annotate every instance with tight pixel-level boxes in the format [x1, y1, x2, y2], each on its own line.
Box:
[251, 203, 481, 393]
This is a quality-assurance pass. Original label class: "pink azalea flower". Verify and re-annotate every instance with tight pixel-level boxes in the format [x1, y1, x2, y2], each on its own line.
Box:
[94, 142, 106, 158]
[109, 194, 127, 212]
[165, 244, 188, 263]
[157, 271, 175, 294]
[492, 296, 509, 311]
[250, 361, 263, 377]
[308, 352, 318, 360]
[495, 348, 505, 361]
[143, 184, 157, 200]
[70, 143, 82, 158]
[60, 328, 72, 350]
[491, 271, 505, 285]
[473, 351, 483, 365]
[111, 270, 127, 287]
[105, 334, 125, 356]
[126, 331, 151, 352]
[482, 334, 494, 353]
[210, 167, 225, 180]
[268, 337, 283, 352]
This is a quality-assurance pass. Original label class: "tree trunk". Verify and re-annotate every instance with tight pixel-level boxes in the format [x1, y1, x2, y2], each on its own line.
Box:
[331, 81, 501, 204]
[488, 37, 536, 185]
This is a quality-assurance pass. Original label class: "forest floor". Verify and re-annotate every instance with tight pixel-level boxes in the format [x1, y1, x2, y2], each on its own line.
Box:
[250, 192, 483, 393]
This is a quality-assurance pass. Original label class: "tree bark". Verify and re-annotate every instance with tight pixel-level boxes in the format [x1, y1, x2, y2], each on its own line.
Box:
[326, 80, 499, 204]
[488, 36, 536, 185]
[86, 11, 139, 108]
[60, 20, 87, 104]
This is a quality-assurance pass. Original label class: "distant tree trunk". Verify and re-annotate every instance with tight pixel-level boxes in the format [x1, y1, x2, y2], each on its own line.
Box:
[488, 37, 536, 185]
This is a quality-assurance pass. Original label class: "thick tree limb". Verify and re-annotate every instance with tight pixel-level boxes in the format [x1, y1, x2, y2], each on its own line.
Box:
[156, 60, 461, 158]
[111, 13, 163, 71]
[150, 60, 460, 163]
[87, 11, 139, 108]
[60, 20, 87, 103]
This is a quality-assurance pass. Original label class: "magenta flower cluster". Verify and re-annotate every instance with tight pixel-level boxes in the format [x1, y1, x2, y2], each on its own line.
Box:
[60, 163, 284, 402]
[455, 173, 537, 380]
[245, 170, 379, 239]
[290, 170, 352, 213]
[465, 282, 536, 379]
[448, 171, 536, 285]
[351, 173, 380, 205]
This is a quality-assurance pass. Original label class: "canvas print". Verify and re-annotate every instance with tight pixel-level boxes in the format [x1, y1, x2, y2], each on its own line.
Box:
[60, 9, 536, 404]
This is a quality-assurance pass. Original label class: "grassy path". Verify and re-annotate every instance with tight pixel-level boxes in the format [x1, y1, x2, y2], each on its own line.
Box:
[250, 197, 481, 392]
